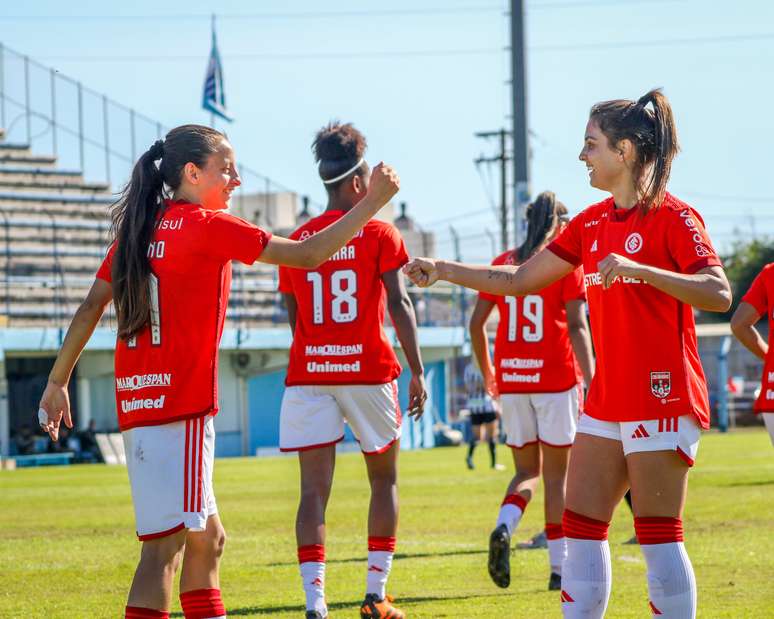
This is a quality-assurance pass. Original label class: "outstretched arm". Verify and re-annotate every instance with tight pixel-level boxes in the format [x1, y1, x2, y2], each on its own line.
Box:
[730, 302, 767, 360]
[259, 163, 399, 268]
[39, 279, 113, 440]
[404, 248, 574, 297]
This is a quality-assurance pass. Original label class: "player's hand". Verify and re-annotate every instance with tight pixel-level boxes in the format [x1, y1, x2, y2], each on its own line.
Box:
[484, 372, 499, 399]
[403, 258, 439, 288]
[597, 253, 642, 289]
[367, 162, 400, 206]
[407, 373, 428, 419]
[38, 379, 73, 441]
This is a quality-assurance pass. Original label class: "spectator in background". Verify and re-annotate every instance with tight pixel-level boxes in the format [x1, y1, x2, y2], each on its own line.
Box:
[14, 424, 36, 455]
[78, 419, 101, 462]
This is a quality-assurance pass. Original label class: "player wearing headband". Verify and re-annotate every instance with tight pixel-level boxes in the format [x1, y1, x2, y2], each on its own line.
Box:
[37, 124, 399, 619]
[404, 89, 731, 618]
[278, 122, 425, 619]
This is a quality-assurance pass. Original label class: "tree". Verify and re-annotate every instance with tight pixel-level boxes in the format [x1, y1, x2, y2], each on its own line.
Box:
[714, 237, 774, 321]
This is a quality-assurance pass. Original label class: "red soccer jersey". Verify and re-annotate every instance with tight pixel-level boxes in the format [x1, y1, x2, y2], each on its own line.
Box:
[480, 250, 585, 394]
[96, 200, 271, 431]
[741, 263, 774, 413]
[547, 193, 721, 428]
[278, 211, 409, 386]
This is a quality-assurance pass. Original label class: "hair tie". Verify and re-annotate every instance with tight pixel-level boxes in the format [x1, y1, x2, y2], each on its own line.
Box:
[148, 140, 165, 160]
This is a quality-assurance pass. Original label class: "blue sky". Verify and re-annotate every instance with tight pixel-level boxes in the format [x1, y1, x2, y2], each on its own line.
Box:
[1, 0, 772, 260]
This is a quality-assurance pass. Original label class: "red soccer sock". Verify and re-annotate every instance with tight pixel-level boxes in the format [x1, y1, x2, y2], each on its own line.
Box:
[563, 509, 609, 540]
[367, 536, 396, 599]
[125, 607, 170, 619]
[179, 588, 226, 619]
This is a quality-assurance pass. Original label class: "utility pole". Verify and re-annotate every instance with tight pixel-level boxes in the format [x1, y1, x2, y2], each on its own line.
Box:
[511, 0, 529, 248]
[474, 128, 511, 252]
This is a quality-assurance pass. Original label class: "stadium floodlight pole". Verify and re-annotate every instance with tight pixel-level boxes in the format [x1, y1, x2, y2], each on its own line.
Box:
[511, 0, 530, 248]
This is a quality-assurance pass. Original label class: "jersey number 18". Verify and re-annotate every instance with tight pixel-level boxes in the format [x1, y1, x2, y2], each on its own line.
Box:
[306, 269, 358, 324]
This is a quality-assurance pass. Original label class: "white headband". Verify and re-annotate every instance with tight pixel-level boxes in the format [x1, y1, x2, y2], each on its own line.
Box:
[321, 157, 365, 185]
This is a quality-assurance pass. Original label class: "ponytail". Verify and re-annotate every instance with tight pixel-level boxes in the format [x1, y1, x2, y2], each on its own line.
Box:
[109, 125, 224, 339]
[590, 87, 680, 211]
[110, 142, 165, 339]
[517, 191, 563, 262]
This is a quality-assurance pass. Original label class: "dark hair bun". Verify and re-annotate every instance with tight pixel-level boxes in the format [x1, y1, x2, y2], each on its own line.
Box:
[312, 121, 367, 163]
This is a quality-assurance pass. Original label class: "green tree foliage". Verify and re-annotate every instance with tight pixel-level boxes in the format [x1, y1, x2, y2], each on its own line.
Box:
[717, 237, 774, 321]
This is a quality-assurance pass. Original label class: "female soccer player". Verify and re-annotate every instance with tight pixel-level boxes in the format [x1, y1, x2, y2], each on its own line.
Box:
[36, 124, 400, 619]
[405, 89, 731, 618]
[469, 191, 594, 592]
[277, 122, 426, 619]
[731, 264, 774, 445]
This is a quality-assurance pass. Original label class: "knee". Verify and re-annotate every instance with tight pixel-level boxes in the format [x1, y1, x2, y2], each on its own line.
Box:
[188, 525, 227, 562]
[514, 463, 540, 480]
[141, 537, 185, 572]
[369, 469, 398, 491]
[300, 481, 332, 506]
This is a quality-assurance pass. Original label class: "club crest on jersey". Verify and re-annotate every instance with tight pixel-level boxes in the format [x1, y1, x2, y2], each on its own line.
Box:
[624, 233, 643, 254]
[650, 372, 671, 399]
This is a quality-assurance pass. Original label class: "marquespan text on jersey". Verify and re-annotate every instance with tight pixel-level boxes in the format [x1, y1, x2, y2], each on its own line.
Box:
[305, 344, 363, 356]
[500, 358, 544, 369]
[116, 373, 172, 392]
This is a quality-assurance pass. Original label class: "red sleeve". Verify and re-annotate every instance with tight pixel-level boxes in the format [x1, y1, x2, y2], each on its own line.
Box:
[547, 213, 583, 266]
[741, 267, 770, 316]
[278, 265, 293, 294]
[378, 225, 410, 274]
[95, 242, 116, 283]
[562, 267, 586, 303]
[666, 207, 722, 274]
[204, 211, 272, 265]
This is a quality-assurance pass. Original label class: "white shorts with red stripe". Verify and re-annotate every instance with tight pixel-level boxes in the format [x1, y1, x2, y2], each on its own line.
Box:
[279, 381, 401, 455]
[122, 414, 216, 540]
[577, 413, 701, 466]
[499, 385, 579, 449]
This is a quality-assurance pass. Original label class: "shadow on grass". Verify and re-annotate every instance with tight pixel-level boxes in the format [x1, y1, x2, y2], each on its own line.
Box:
[170, 590, 513, 616]
[720, 479, 774, 487]
[263, 547, 486, 568]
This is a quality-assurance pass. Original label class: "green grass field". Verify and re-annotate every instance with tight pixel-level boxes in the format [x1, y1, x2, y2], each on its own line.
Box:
[1, 429, 772, 618]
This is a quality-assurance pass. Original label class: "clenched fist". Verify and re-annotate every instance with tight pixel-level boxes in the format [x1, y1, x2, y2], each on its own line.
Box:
[403, 257, 440, 287]
[367, 162, 400, 206]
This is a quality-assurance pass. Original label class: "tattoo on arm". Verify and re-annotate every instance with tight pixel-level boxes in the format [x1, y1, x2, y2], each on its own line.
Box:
[487, 269, 515, 283]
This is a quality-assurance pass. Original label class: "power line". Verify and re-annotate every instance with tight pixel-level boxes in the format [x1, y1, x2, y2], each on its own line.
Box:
[533, 31, 774, 52]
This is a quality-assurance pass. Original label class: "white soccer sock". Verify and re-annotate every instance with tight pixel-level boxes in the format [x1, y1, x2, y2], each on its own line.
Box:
[366, 536, 396, 599]
[300, 561, 326, 613]
[561, 538, 612, 619]
[496, 494, 528, 535]
[547, 537, 567, 575]
[546, 523, 566, 575]
[640, 543, 696, 618]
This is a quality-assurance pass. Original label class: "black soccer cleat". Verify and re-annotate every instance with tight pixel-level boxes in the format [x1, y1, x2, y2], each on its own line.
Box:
[548, 572, 562, 591]
[488, 523, 511, 588]
[305, 610, 327, 618]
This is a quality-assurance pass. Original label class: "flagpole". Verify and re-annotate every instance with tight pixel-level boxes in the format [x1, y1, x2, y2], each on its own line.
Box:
[210, 14, 216, 129]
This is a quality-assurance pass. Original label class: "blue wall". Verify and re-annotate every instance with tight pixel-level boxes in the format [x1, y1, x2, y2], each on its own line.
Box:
[244, 360, 447, 455]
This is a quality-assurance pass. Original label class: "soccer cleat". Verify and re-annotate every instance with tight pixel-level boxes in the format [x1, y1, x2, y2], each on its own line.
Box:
[360, 593, 404, 619]
[548, 572, 562, 591]
[516, 529, 547, 550]
[305, 611, 327, 619]
[466, 455, 475, 470]
[488, 523, 511, 588]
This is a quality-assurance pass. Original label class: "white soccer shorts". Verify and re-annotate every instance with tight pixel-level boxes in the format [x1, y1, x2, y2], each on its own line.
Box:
[763, 413, 774, 447]
[499, 385, 579, 449]
[122, 415, 217, 540]
[577, 413, 701, 466]
[279, 381, 402, 455]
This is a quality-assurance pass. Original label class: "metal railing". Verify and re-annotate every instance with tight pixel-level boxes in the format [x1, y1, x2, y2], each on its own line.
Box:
[0, 41, 323, 209]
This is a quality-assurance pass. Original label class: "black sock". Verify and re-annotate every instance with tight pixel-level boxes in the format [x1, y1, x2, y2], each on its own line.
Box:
[488, 439, 496, 467]
[467, 439, 477, 459]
